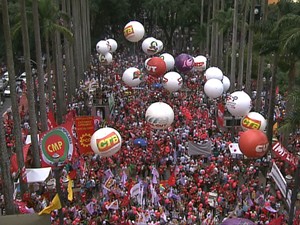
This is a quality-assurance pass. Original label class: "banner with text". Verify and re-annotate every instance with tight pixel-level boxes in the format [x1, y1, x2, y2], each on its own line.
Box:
[75, 116, 95, 155]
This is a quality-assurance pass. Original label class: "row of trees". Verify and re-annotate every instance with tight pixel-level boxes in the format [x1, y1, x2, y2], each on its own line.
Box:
[0, 0, 299, 215]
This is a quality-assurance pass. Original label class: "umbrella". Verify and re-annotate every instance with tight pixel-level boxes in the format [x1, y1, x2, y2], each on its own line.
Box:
[152, 83, 163, 88]
[219, 218, 256, 225]
[133, 138, 147, 147]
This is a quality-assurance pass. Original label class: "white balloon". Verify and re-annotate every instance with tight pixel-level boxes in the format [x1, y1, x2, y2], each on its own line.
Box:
[156, 39, 164, 53]
[96, 40, 110, 54]
[122, 67, 143, 87]
[160, 53, 175, 71]
[142, 37, 159, 55]
[226, 91, 252, 117]
[205, 67, 224, 80]
[204, 78, 224, 98]
[124, 21, 145, 42]
[241, 112, 267, 131]
[106, 39, 118, 53]
[222, 75, 231, 92]
[145, 102, 174, 129]
[99, 52, 113, 64]
[194, 55, 207, 71]
[90, 127, 122, 157]
[162, 71, 183, 92]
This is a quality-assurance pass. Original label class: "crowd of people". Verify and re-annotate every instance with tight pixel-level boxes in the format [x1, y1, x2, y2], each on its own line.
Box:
[0, 49, 294, 225]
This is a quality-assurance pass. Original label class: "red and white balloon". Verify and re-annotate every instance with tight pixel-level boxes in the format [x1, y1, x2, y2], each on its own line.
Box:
[238, 129, 269, 158]
[145, 102, 174, 129]
[241, 112, 267, 131]
[122, 67, 143, 87]
[96, 40, 110, 54]
[193, 55, 207, 71]
[142, 37, 159, 55]
[124, 21, 145, 42]
[162, 71, 183, 92]
[145, 57, 167, 78]
[204, 67, 223, 81]
[226, 91, 252, 117]
[90, 127, 122, 157]
[99, 52, 113, 65]
[160, 53, 175, 71]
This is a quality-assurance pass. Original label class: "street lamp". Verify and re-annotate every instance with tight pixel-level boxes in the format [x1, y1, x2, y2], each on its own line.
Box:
[285, 174, 293, 207]
[52, 153, 64, 225]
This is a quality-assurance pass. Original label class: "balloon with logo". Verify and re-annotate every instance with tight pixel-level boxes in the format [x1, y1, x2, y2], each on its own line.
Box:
[160, 53, 175, 71]
[99, 52, 113, 65]
[238, 129, 269, 158]
[124, 21, 145, 42]
[193, 55, 207, 71]
[122, 67, 143, 87]
[145, 57, 167, 78]
[204, 67, 223, 81]
[226, 91, 252, 117]
[241, 112, 267, 131]
[162, 72, 183, 92]
[204, 78, 224, 98]
[145, 102, 174, 129]
[96, 40, 110, 54]
[175, 53, 194, 73]
[106, 38, 118, 53]
[90, 127, 122, 157]
[142, 37, 159, 55]
[222, 75, 230, 92]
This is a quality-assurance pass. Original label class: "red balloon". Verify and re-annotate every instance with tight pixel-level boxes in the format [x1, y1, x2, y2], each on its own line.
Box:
[238, 129, 269, 158]
[145, 57, 167, 77]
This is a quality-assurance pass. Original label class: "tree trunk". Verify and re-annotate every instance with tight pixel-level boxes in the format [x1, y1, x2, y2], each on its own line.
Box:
[245, 0, 255, 95]
[217, 0, 225, 69]
[45, 33, 54, 113]
[33, 0, 48, 132]
[210, 0, 218, 66]
[2, 0, 27, 196]
[230, 0, 239, 92]
[206, 1, 211, 57]
[20, 0, 40, 167]
[237, 0, 250, 90]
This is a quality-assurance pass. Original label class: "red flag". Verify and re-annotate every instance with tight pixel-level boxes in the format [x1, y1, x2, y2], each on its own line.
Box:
[47, 110, 57, 129]
[75, 116, 95, 155]
[217, 103, 225, 127]
[10, 144, 31, 173]
[65, 109, 76, 123]
[121, 194, 130, 207]
[168, 172, 176, 187]
[269, 216, 284, 225]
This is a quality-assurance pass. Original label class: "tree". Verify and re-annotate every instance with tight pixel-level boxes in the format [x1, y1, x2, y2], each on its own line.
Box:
[2, 0, 27, 195]
[229, 0, 238, 92]
[20, 0, 40, 167]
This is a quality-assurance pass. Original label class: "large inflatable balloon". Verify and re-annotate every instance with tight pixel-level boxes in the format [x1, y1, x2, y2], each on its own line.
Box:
[156, 39, 164, 53]
[106, 39, 118, 53]
[99, 52, 113, 65]
[220, 218, 256, 225]
[142, 37, 159, 55]
[193, 55, 207, 71]
[175, 53, 194, 73]
[204, 67, 223, 81]
[90, 127, 122, 157]
[145, 102, 174, 129]
[96, 40, 110, 54]
[124, 21, 145, 42]
[160, 53, 175, 71]
[238, 129, 269, 158]
[241, 112, 267, 131]
[145, 57, 167, 78]
[222, 75, 230, 92]
[204, 78, 224, 98]
[226, 91, 252, 117]
[162, 72, 183, 92]
[122, 67, 143, 87]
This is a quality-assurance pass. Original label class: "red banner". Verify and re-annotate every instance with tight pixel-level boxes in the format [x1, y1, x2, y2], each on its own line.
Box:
[272, 142, 298, 167]
[217, 103, 225, 128]
[47, 110, 57, 130]
[75, 116, 94, 155]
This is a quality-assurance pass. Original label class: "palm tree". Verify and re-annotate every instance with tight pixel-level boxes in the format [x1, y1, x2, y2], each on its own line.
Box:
[20, 0, 40, 167]
[2, 0, 27, 195]
[32, 0, 48, 132]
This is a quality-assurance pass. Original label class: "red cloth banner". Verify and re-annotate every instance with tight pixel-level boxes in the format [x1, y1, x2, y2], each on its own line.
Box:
[217, 103, 225, 128]
[10, 144, 31, 173]
[272, 142, 298, 167]
[47, 110, 57, 130]
[75, 116, 95, 155]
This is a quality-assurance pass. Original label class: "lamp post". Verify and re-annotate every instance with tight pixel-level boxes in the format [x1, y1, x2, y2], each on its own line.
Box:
[288, 158, 300, 225]
[52, 153, 64, 225]
[285, 174, 293, 207]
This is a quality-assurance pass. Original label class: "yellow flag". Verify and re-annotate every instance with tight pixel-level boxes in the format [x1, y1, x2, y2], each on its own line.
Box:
[38, 194, 61, 215]
[67, 176, 73, 201]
